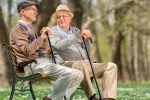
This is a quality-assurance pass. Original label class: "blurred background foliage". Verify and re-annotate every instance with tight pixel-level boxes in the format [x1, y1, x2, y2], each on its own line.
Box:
[0, 0, 150, 86]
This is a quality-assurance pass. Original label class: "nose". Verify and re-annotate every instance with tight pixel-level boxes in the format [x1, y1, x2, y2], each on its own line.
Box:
[32, 8, 38, 15]
[35, 11, 38, 15]
[34, 10, 38, 15]
[59, 16, 64, 20]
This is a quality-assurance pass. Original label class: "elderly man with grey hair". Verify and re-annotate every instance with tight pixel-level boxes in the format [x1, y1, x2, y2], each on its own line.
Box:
[50, 4, 118, 100]
[9, 1, 83, 100]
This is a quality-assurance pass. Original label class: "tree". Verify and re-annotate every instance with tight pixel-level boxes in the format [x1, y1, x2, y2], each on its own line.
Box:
[33, 0, 60, 35]
[7, 0, 12, 29]
[0, 5, 10, 85]
[68, 0, 84, 29]
[68, 0, 102, 62]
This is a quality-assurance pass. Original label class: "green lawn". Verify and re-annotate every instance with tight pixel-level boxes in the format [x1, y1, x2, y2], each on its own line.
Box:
[0, 82, 150, 100]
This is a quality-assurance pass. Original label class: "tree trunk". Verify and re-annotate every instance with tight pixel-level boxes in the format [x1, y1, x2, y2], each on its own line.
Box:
[113, 0, 136, 81]
[142, 35, 148, 81]
[89, 28, 102, 62]
[68, 0, 84, 29]
[7, 0, 12, 30]
[0, 6, 10, 86]
[112, 31, 123, 80]
[33, 0, 60, 35]
[68, 0, 102, 62]
[121, 39, 130, 82]
[89, 11, 102, 62]
[138, 35, 145, 81]
[133, 31, 139, 81]
[147, 35, 150, 80]
[127, 31, 135, 81]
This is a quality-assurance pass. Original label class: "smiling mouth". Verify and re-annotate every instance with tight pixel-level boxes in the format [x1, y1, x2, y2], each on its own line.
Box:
[32, 15, 36, 18]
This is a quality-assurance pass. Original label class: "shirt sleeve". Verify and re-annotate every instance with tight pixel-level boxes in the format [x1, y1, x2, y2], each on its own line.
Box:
[50, 27, 81, 50]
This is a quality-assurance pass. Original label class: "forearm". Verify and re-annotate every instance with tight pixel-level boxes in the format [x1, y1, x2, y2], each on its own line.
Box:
[17, 36, 44, 55]
[50, 34, 80, 50]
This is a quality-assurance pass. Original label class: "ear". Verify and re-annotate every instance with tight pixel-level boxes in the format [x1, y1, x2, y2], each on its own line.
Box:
[69, 16, 72, 23]
[20, 9, 25, 15]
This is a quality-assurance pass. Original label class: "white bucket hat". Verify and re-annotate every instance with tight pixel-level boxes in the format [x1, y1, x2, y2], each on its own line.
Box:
[52, 4, 74, 19]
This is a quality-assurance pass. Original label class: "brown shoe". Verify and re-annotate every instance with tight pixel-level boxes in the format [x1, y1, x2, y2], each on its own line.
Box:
[43, 96, 51, 100]
[89, 95, 100, 100]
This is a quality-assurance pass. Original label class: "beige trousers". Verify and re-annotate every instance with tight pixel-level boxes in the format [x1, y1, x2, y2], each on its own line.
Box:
[64, 60, 117, 99]
[24, 58, 83, 100]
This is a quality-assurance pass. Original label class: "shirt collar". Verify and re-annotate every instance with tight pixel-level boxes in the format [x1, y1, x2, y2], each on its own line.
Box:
[18, 20, 32, 28]
[57, 25, 73, 32]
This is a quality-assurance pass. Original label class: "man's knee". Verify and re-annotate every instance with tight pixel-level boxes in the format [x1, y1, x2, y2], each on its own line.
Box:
[108, 62, 118, 72]
[73, 61, 87, 70]
[61, 69, 73, 80]
[72, 69, 84, 80]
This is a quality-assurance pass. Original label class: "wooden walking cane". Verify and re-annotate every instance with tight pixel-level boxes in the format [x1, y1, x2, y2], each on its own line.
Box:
[47, 37, 56, 64]
[82, 37, 103, 100]
[44, 31, 56, 64]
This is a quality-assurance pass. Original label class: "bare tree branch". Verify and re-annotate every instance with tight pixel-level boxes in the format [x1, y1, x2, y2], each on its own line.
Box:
[82, 0, 137, 28]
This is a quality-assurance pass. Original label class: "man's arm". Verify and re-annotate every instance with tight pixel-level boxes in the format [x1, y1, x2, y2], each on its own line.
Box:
[50, 28, 80, 50]
[14, 27, 44, 56]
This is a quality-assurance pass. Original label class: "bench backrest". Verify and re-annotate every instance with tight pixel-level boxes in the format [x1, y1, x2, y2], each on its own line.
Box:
[3, 44, 25, 75]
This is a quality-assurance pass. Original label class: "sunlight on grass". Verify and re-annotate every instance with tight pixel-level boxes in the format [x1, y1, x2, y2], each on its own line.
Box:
[0, 82, 150, 100]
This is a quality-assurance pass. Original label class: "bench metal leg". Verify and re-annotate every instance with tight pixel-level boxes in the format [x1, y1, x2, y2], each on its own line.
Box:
[29, 80, 36, 100]
[9, 79, 16, 100]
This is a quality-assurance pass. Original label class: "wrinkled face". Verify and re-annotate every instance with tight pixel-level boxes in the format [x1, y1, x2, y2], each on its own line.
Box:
[56, 12, 72, 29]
[20, 5, 38, 23]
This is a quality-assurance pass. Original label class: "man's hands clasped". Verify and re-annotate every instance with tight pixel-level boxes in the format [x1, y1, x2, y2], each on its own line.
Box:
[40, 27, 91, 40]
[40, 27, 52, 39]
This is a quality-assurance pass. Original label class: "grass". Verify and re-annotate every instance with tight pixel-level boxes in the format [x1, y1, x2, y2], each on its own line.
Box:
[0, 82, 150, 100]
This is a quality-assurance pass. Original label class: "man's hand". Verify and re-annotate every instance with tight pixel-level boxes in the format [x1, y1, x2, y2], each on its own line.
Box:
[78, 29, 91, 39]
[40, 27, 52, 39]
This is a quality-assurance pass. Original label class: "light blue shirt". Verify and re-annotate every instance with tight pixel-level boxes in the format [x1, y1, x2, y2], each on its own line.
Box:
[50, 25, 90, 63]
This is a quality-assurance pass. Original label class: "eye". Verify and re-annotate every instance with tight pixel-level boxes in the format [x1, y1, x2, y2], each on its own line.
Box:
[57, 16, 61, 19]
[31, 8, 38, 12]
[56, 15, 70, 19]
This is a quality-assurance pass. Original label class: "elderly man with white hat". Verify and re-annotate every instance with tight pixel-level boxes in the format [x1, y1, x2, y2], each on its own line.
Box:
[50, 4, 118, 100]
[10, 1, 83, 100]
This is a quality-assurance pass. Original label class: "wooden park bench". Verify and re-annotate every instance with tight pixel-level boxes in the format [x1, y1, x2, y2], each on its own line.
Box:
[3, 43, 53, 100]
[3, 42, 97, 100]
